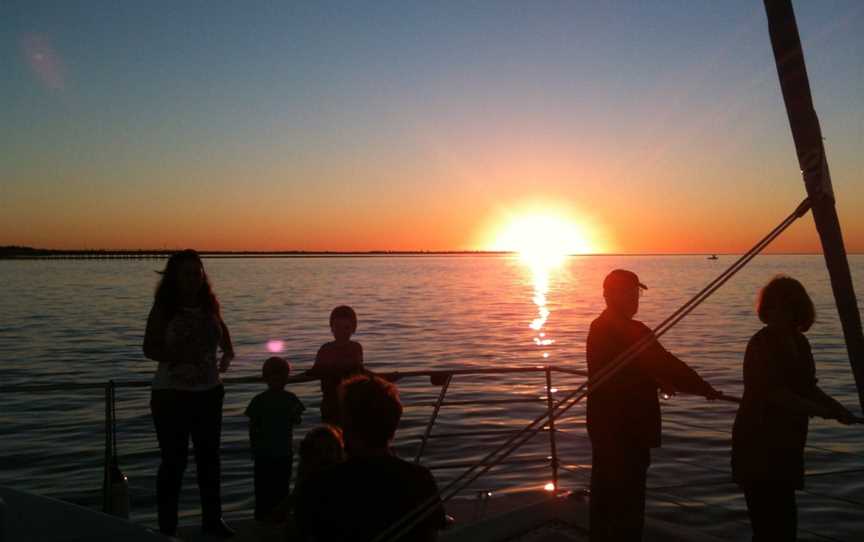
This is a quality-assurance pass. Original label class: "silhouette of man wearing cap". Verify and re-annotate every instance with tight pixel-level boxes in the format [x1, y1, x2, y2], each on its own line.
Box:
[587, 269, 720, 542]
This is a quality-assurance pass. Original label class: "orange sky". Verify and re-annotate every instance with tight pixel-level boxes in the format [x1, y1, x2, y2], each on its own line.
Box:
[2, 2, 862, 254]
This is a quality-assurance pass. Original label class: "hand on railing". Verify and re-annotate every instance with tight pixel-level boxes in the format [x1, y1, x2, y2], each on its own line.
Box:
[658, 382, 677, 401]
[658, 386, 728, 402]
[704, 387, 724, 401]
[827, 405, 861, 425]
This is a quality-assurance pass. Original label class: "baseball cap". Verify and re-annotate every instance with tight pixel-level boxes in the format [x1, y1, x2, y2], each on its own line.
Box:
[603, 269, 647, 292]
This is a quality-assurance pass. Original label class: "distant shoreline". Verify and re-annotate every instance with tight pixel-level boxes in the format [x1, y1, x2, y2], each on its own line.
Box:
[0, 246, 851, 259]
[0, 246, 512, 259]
[0, 247, 508, 259]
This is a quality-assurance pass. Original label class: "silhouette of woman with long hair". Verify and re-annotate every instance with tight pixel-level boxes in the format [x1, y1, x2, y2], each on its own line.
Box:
[143, 249, 235, 537]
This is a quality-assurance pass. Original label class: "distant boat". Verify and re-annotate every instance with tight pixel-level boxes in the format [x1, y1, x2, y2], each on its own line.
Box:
[708, 254, 719, 260]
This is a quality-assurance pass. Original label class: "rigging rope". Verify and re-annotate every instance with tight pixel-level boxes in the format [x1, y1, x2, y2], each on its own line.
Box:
[665, 416, 864, 459]
[374, 198, 813, 542]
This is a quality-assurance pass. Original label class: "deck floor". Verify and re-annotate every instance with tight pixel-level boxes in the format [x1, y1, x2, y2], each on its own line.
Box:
[505, 520, 589, 542]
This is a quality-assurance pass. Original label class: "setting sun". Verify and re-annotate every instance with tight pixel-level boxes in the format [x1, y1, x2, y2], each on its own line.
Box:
[488, 213, 595, 268]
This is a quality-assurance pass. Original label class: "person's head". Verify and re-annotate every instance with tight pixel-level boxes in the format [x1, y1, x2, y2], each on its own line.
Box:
[339, 374, 402, 452]
[329, 305, 358, 342]
[298, 425, 345, 481]
[757, 275, 815, 332]
[602, 269, 646, 318]
[262, 356, 291, 390]
[153, 249, 220, 316]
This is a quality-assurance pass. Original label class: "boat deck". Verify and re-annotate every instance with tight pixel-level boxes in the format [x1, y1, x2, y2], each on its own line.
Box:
[168, 490, 722, 542]
[0, 486, 164, 542]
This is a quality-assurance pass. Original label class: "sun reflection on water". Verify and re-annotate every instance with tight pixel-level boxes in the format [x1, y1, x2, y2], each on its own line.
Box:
[489, 211, 588, 362]
[524, 256, 565, 361]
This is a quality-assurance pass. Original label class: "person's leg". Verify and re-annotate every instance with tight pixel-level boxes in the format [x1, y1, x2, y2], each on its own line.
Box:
[282, 455, 294, 504]
[632, 448, 650, 538]
[151, 389, 190, 535]
[788, 489, 798, 541]
[270, 456, 293, 519]
[254, 456, 293, 521]
[744, 486, 797, 542]
[611, 447, 649, 542]
[589, 445, 613, 542]
[253, 457, 268, 521]
[190, 384, 225, 526]
[745, 486, 774, 541]
[254, 456, 284, 521]
[774, 488, 797, 541]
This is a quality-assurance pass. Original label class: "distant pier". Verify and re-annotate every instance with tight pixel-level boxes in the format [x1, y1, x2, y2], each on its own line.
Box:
[0, 247, 510, 260]
[0, 248, 173, 260]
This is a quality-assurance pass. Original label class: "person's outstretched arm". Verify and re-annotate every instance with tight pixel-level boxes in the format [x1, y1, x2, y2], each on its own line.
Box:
[746, 333, 844, 419]
[809, 385, 854, 423]
[636, 325, 720, 398]
[768, 386, 839, 418]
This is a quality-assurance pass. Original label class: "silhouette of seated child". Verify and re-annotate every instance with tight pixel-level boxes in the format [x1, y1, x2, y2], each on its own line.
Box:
[280, 425, 346, 539]
[245, 356, 304, 522]
[296, 375, 445, 542]
[297, 424, 346, 487]
[307, 305, 364, 425]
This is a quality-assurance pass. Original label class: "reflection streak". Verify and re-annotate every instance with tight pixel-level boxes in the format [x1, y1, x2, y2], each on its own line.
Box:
[524, 258, 563, 361]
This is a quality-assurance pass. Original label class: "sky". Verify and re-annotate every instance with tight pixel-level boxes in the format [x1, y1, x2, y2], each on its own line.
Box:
[1, 1, 861, 253]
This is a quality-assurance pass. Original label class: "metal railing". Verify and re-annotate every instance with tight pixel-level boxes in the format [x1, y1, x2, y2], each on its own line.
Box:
[0, 364, 589, 517]
[5, 362, 860, 538]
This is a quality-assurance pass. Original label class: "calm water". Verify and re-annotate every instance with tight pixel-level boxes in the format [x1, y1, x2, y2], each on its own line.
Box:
[1, 255, 863, 540]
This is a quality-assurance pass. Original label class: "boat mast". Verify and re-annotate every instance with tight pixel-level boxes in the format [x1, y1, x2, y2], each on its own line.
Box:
[764, 0, 864, 413]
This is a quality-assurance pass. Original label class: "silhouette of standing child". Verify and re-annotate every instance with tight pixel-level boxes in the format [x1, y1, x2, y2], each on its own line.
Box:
[307, 306, 364, 425]
[733, 276, 854, 541]
[245, 356, 304, 522]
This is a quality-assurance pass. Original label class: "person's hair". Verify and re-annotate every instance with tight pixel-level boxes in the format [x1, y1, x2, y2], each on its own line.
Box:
[339, 374, 402, 448]
[153, 249, 220, 317]
[756, 275, 815, 332]
[262, 356, 290, 379]
[298, 425, 345, 483]
[330, 305, 358, 329]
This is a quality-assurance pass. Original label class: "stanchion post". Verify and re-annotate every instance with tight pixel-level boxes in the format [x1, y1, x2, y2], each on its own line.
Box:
[102, 381, 112, 513]
[545, 367, 559, 492]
